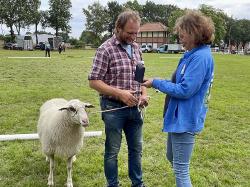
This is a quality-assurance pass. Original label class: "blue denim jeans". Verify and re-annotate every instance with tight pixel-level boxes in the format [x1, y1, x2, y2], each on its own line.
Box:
[166, 132, 195, 187]
[101, 98, 144, 187]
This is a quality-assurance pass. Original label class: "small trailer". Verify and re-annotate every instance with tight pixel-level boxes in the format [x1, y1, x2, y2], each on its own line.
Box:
[15, 35, 33, 50]
[48, 36, 62, 50]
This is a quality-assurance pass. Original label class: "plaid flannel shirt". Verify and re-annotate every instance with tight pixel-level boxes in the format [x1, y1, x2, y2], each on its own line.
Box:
[88, 35, 143, 99]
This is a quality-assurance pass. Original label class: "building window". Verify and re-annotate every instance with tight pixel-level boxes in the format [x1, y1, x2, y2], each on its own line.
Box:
[153, 32, 158, 37]
[148, 32, 152, 37]
[158, 32, 163, 37]
[142, 32, 147, 37]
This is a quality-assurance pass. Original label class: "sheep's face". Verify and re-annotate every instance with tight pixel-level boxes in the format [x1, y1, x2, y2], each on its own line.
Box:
[59, 99, 94, 127]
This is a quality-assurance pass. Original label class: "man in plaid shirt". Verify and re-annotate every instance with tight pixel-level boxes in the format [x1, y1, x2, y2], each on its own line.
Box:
[88, 9, 148, 187]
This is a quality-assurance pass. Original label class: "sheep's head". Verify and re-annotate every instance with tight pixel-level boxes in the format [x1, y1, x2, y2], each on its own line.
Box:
[59, 99, 94, 127]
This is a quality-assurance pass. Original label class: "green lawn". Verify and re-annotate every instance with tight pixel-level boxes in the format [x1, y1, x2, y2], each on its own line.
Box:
[0, 49, 249, 187]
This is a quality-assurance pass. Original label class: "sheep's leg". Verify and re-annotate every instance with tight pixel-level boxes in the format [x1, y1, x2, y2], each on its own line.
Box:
[72, 155, 76, 162]
[47, 154, 54, 186]
[66, 156, 74, 187]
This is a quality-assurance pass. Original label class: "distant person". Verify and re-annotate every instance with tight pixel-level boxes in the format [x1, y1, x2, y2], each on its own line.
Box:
[45, 42, 51, 57]
[142, 10, 215, 187]
[58, 43, 62, 54]
[61, 41, 66, 52]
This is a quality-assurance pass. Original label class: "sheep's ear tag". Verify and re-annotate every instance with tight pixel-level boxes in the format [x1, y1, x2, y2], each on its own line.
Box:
[84, 103, 95, 108]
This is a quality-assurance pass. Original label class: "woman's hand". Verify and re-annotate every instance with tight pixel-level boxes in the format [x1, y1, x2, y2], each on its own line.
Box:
[142, 79, 153, 88]
[138, 95, 149, 108]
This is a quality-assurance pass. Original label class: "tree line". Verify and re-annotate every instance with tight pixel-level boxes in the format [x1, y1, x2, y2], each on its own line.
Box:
[1, 0, 250, 50]
[0, 0, 71, 44]
[82, 1, 250, 50]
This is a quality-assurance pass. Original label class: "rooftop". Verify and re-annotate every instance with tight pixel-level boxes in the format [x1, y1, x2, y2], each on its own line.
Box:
[139, 22, 167, 32]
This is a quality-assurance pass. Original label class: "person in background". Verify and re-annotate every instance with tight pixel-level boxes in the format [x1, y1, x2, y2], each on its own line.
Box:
[58, 43, 62, 54]
[61, 41, 65, 52]
[142, 10, 215, 187]
[45, 42, 51, 57]
[88, 9, 148, 187]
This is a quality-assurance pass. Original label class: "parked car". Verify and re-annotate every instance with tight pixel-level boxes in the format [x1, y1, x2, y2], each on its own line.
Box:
[245, 48, 250, 55]
[140, 44, 153, 53]
[231, 49, 236, 54]
[3, 42, 18, 50]
[35, 44, 41, 49]
[35, 42, 45, 50]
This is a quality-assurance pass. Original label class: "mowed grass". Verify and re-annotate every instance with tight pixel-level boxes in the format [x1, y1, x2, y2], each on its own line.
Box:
[0, 49, 249, 187]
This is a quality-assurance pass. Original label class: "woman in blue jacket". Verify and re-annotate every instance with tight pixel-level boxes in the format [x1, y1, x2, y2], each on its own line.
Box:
[143, 10, 215, 187]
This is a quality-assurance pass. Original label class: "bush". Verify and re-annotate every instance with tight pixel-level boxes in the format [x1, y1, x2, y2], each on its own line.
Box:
[68, 38, 85, 49]
[2, 35, 13, 43]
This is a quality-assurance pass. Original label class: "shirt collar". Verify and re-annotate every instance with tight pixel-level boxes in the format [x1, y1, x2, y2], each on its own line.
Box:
[183, 45, 208, 58]
[112, 34, 135, 48]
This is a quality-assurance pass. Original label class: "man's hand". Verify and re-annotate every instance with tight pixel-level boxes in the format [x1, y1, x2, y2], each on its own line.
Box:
[118, 90, 138, 107]
[141, 79, 153, 88]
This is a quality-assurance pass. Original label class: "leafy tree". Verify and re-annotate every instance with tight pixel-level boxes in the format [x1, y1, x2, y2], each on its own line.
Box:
[32, 11, 42, 44]
[230, 20, 242, 49]
[68, 37, 85, 48]
[0, 34, 3, 39]
[223, 16, 234, 47]
[83, 2, 108, 44]
[48, 0, 72, 36]
[0, 0, 41, 40]
[106, 1, 123, 36]
[142, 1, 177, 26]
[199, 4, 227, 46]
[228, 19, 250, 51]
[0, 0, 20, 40]
[58, 31, 70, 42]
[168, 8, 185, 43]
[238, 19, 250, 49]
[14, 0, 41, 35]
[40, 10, 50, 29]
[26, 1, 42, 44]
[123, 0, 142, 14]
[13, 0, 27, 35]
[68, 37, 78, 45]
[79, 30, 100, 46]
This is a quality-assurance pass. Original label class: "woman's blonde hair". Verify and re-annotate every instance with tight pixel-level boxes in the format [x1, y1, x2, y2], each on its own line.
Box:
[174, 10, 215, 45]
[115, 9, 141, 34]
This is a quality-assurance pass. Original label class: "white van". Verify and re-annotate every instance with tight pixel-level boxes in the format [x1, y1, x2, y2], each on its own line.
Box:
[157, 44, 184, 53]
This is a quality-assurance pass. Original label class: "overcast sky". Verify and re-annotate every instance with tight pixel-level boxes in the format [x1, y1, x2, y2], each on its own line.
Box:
[1, 0, 250, 38]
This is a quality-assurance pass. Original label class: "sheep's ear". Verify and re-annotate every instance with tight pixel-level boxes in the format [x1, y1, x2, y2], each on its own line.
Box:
[59, 107, 68, 111]
[59, 106, 77, 112]
[84, 103, 95, 108]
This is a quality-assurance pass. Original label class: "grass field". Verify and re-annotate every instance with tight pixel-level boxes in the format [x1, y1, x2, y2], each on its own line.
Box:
[0, 49, 249, 187]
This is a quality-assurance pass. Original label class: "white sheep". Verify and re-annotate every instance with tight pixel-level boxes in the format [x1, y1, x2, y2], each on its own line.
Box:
[37, 98, 94, 187]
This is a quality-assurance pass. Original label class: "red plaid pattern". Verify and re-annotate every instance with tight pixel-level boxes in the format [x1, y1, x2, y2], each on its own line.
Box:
[88, 35, 143, 98]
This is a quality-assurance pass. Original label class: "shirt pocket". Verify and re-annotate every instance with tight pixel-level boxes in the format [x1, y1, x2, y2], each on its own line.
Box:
[112, 58, 133, 75]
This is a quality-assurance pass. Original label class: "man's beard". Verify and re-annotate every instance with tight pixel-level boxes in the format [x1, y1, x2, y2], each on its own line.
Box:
[122, 39, 133, 45]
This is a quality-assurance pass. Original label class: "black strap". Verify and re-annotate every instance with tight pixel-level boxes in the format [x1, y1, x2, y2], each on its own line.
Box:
[163, 69, 177, 118]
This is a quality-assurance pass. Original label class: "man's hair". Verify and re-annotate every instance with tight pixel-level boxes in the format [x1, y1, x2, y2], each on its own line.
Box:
[174, 10, 215, 45]
[114, 9, 141, 33]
